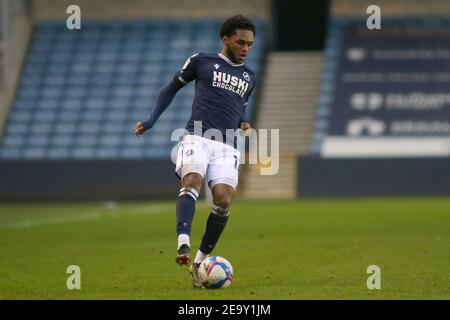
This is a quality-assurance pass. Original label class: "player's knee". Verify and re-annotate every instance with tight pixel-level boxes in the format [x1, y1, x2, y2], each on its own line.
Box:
[211, 200, 231, 217]
[213, 197, 231, 211]
[182, 173, 202, 191]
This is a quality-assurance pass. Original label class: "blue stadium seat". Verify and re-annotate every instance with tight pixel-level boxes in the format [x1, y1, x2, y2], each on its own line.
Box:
[3, 135, 25, 147]
[47, 147, 70, 159]
[96, 147, 119, 159]
[0, 147, 22, 159]
[74, 135, 97, 147]
[79, 122, 100, 134]
[27, 134, 50, 147]
[120, 147, 145, 159]
[23, 147, 46, 159]
[72, 147, 95, 159]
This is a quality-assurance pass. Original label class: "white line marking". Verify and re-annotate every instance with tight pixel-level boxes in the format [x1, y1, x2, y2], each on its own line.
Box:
[0, 212, 103, 230]
[0, 202, 209, 231]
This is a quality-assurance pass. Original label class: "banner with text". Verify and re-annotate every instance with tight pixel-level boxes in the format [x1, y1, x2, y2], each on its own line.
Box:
[321, 18, 450, 157]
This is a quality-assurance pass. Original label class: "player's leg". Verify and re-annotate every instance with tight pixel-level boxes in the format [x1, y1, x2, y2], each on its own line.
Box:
[193, 143, 240, 265]
[175, 172, 203, 265]
[195, 183, 234, 262]
[190, 183, 234, 288]
[174, 135, 208, 265]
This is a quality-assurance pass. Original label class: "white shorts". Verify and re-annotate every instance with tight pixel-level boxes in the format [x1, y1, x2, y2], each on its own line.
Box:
[175, 134, 240, 190]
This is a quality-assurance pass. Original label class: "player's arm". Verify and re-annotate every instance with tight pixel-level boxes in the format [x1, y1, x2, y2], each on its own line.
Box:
[134, 79, 183, 136]
[238, 79, 256, 134]
[134, 53, 199, 137]
[238, 106, 251, 133]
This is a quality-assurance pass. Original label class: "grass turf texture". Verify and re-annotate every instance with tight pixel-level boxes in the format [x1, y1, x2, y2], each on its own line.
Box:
[0, 198, 449, 299]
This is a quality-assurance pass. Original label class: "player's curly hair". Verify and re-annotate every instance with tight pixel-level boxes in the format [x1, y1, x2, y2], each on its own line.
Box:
[219, 15, 256, 39]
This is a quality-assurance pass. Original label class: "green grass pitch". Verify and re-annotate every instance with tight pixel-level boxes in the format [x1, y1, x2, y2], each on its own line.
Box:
[0, 197, 449, 299]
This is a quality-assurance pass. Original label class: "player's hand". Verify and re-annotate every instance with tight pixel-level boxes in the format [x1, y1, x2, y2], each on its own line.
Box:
[134, 122, 146, 137]
[239, 122, 251, 136]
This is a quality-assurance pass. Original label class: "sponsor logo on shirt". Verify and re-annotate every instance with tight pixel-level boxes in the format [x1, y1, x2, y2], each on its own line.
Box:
[212, 71, 249, 97]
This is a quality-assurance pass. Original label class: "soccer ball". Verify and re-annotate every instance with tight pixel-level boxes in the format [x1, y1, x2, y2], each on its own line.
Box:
[198, 256, 233, 289]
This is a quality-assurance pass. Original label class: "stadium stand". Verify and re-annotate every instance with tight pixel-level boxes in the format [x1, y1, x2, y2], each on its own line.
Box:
[0, 19, 265, 160]
[297, 0, 450, 197]
[240, 52, 323, 199]
[311, 16, 450, 157]
[3, 0, 447, 200]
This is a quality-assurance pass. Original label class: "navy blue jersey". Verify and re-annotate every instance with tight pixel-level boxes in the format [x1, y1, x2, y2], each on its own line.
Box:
[174, 52, 257, 143]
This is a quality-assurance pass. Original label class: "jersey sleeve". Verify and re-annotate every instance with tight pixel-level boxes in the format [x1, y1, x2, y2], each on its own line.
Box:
[240, 77, 257, 124]
[174, 53, 199, 85]
[243, 76, 257, 107]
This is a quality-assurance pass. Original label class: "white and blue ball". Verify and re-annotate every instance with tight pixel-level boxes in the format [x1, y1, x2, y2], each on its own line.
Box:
[198, 256, 233, 289]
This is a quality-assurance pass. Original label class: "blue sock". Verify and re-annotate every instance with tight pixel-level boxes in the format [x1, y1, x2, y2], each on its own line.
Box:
[199, 204, 229, 255]
[176, 187, 199, 236]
